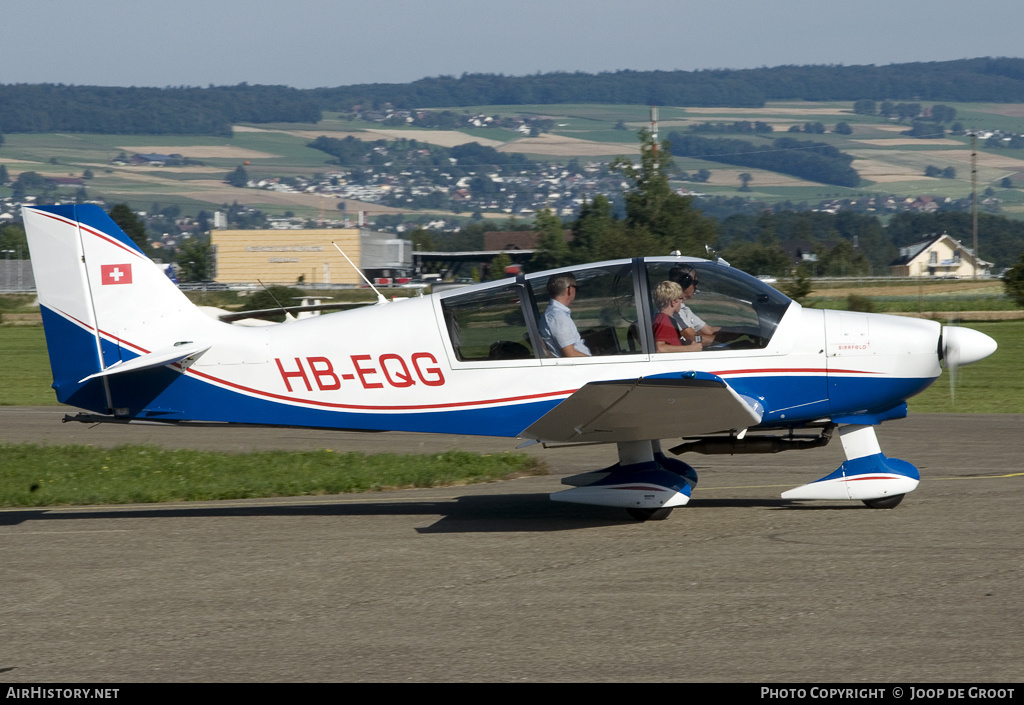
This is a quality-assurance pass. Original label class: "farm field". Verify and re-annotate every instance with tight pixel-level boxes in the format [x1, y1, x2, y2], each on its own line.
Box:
[2, 101, 1023, 220]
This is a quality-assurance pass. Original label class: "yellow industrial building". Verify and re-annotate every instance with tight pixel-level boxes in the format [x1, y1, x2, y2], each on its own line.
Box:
[211, 228, 412, 285]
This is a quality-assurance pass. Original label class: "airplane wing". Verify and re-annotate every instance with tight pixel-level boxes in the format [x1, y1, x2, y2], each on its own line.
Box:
[519, 372, 764, 443]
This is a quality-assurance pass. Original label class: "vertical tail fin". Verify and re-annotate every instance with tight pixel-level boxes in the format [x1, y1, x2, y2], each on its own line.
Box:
[23, 205, 202, 411]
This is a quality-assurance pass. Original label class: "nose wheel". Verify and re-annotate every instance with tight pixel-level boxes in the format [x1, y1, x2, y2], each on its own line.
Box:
[862, 494, 905, 509]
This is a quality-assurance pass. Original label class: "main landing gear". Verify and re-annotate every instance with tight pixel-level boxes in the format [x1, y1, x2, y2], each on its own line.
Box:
[550, 440, 697, 522]
[548, 424, 919, 520]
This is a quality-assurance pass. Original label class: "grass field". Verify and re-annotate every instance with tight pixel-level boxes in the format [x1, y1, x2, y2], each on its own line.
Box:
[0, 444, 542, 507]
[907, 320, 1022, 413]
[0, 325, 56, 406]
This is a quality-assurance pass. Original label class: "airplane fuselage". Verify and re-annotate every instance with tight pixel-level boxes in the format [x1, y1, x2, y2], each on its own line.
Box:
[45, 261, 942, 438]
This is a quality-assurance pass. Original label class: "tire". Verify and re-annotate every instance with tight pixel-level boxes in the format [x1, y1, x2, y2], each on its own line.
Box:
[862, 494, 905, 509]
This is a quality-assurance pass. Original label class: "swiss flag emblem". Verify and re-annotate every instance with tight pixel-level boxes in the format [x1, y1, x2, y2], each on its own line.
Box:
[101, 263, 133, 285]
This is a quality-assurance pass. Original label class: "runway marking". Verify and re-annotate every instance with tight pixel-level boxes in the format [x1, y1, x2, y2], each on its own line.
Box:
[938, 472, 1024, 480]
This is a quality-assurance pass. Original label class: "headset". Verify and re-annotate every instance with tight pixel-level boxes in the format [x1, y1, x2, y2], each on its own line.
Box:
[670, 266, 697, 290]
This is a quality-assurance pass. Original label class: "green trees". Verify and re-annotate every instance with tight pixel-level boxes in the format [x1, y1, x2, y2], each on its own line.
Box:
[929, 104, 957, 123]
[610, 129, 717, 257]
[568, 195, 621, 263]
[530, 208, 570, 271]
[226, 165, 249, 188]
[815, 239, 870, 277]
[925, 165, 957, 178]
[0, 84, 320, 137]
[108, 204, 149, 252]
[174, 237, 214, 282]
[0, 224, 28, 259]
[1003, 252, 1024, 308]
[11, 171, 50, 199]
[853, 99, 877, 115]
[668, 133, 860, 187]
[530, 131, 718, 270]
[721, 241, 791, 277]
[488, 252, 513, 281]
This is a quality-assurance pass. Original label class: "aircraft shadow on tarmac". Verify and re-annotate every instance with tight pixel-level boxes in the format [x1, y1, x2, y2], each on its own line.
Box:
[0, 494, 858, 533]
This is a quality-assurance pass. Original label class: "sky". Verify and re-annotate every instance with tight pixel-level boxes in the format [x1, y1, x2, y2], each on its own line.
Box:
[5, 0, 1024, 89]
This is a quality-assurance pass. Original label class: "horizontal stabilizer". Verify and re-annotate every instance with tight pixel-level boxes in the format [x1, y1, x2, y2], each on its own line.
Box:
[520, 372, 763, 443]
[78, 342, 210, 383]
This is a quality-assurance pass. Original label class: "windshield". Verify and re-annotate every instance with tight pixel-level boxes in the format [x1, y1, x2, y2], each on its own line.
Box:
[643, 260, 791, 350]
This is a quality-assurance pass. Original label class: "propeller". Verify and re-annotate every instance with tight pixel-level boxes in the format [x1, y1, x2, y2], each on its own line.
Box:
[940, 325, 998, 404]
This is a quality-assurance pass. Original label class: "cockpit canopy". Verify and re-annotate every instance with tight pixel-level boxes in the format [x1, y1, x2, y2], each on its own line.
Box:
[439, 258, 792, 363]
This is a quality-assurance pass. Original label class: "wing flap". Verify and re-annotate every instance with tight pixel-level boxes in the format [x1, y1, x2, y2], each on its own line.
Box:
[520, 373, 763, 443]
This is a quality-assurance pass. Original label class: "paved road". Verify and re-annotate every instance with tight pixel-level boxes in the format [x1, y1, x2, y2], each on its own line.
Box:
[1, 408, 1022, 682]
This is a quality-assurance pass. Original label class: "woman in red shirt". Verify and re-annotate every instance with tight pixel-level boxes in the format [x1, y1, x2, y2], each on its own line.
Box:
[652, 281, 703, 353]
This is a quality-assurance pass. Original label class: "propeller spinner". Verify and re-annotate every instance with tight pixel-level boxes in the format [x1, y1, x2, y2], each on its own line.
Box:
[941, 326, 997, 402]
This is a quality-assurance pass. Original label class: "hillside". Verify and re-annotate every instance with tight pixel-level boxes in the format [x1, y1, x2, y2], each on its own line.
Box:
[2, 100, 1022, 226]
[3, 59, 1024, 137]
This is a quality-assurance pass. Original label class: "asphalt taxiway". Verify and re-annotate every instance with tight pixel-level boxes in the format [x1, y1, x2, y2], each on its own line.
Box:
[1, 407, 1022, 682]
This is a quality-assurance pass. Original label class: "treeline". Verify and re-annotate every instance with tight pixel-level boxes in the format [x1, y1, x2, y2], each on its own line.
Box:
[667, 133, 860, 187]
[688, 120, 774, 134]
[525, 194, 1024, 278]
[311, 58, 1024, 110]
[716, 210, 1024, 275]
[0, 84, 321, 136]
[2, 58, 1024, 136]
[308, 135, 533, 169]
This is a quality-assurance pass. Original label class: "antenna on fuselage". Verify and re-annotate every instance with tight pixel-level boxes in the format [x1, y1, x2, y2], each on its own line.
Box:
[331, 241, 388, 304]
[256, 279, 296, 321]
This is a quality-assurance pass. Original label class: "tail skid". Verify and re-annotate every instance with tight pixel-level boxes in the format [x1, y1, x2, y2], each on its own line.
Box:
[23, 205, 211, 412]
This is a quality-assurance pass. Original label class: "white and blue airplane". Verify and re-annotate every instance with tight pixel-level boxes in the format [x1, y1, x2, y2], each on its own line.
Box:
[23, 204, 998, 520]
